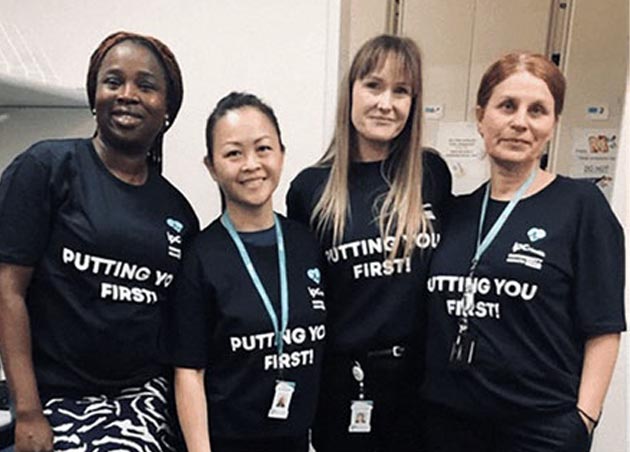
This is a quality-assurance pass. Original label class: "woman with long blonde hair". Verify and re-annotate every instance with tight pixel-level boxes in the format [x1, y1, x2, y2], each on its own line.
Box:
[287, 34, 452, 451]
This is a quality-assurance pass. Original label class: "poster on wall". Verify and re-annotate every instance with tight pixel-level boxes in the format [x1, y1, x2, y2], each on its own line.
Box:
[569, 128, 618, 201]
[436, 121, 488, 195]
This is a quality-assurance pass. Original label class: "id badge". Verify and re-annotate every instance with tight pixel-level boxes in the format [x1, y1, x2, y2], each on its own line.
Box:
[348, 400, 373, 433]
[268, 380, 295, 420]
[448, 331, 476, 369]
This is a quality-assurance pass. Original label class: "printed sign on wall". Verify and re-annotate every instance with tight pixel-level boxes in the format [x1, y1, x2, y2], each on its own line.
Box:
[570, 128, 618, 201]
[436, 122, 488, 195]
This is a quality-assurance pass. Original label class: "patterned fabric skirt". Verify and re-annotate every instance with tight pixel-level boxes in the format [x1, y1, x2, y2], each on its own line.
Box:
[43, 376, 177, 451]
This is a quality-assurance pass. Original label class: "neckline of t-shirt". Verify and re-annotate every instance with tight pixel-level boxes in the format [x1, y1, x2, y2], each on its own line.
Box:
[487, 174, 562, 205]
[85, 139, 155, 190]
[349, 157, 392, 179]
[239, 225, 277, 247]
[350, 157, 388, 168]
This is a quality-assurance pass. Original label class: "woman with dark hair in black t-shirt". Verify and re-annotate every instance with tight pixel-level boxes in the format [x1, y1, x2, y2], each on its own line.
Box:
[164, 92, 326, 452]
[287, 35, 451, 452]
[0, 31, 198, 451]
[422, 52, 625, 452]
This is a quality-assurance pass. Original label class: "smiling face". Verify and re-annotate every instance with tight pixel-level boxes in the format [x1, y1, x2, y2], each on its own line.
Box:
[350, 54, 413, 159]
[477, 70, 556, 171]
[207, 106, 284, 216]
[94, 40, 168, 154]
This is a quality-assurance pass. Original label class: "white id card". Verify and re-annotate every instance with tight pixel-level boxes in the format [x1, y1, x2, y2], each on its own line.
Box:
[348, 400, 373, 433]
[268, 380, 296, 420]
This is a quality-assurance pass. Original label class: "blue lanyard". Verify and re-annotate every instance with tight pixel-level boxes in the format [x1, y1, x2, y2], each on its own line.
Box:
[221, 212, 289, 356]
[471, 169, 537, 272]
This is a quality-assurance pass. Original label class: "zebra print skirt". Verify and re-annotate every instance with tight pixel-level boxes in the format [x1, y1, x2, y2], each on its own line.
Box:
[43, 376, 177, 451]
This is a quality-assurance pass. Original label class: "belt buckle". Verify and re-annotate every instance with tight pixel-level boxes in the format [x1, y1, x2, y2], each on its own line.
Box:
[392, 345, 404, 358]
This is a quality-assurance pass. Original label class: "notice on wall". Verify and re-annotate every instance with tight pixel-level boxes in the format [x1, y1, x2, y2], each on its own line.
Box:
[436, 121, 488, 195]
[569, 128, 618, 201]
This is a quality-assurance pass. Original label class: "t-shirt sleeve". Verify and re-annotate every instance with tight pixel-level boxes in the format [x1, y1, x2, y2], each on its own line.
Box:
[425, 148, 453, 205]
[0, 151, 53, 265]
[573, 185, 626, 335]
[286, 173, 312, 226]
[162, 246, 214, 368]
[185, 207, 200, 237]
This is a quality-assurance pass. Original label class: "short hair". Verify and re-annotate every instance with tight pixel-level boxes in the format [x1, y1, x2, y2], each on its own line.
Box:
[86, 31, 183, 170]
[205, 91, 285, 162]
[477, 52, 566, 117]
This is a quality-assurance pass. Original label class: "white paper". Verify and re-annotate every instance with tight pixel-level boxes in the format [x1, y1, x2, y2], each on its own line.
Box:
[569, 128, 619, 201]
[435, 121, 488, 195]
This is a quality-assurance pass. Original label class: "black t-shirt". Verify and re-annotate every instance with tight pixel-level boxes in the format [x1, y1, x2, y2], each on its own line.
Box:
[286, 150, 452, 353]
[164, 216, 326, 439]
[0, 138, 199, 397]
[422, 176, 626, 418]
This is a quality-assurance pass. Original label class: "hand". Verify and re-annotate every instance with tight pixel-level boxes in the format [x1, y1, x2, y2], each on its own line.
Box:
[14, 411, 54, 452]
[577, 410, 595, 435]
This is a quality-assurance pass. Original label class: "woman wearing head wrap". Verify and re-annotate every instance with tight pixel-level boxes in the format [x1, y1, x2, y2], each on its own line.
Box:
[0, 31, 198, 451]
[421, 52, 625, 452]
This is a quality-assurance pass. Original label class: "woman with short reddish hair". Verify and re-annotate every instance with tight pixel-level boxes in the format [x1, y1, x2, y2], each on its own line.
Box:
[421, 52, 625, 452]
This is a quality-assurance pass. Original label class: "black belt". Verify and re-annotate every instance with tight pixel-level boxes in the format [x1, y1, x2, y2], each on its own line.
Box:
[366, 345, 406, 359]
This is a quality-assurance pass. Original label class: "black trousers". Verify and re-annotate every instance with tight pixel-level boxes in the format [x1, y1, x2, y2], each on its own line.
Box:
[312, 352, 424, 452]
[423, 402, 593, 452]
[210, 434, 309, 452]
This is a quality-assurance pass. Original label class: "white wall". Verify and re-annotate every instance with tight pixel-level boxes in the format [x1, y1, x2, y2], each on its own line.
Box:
[1, 0, 341, 226]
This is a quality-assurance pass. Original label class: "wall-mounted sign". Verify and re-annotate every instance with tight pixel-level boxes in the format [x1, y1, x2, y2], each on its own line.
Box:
[585, 104, 610, 121]
[424, 104, 444, 120]
[436, 121, 488, 195]
[569, 128, 618, 200]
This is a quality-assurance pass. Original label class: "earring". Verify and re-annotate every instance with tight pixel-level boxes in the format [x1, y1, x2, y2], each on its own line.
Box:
[164, 115, 170, 128]
[91, 108, 96, 117]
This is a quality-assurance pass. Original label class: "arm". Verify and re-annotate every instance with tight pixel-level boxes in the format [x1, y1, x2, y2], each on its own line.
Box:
[0, 263, 53, 452]
[577, 333, 621, 433]
[571, 185, 625, 434]
[175, 367, 211, 452]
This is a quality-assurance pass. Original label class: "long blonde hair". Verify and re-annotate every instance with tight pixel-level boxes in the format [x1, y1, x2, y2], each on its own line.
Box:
[312, 34, 428, 259]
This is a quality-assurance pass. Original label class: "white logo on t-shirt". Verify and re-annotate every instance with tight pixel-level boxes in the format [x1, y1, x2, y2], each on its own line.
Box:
[165, 217, 184, 259]
[307, 286, 326, 311]
[506, 241, 546, 270]
[527, 227, 547, 242]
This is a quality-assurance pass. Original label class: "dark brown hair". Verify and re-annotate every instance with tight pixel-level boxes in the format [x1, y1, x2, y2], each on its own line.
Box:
[205, 91, 285, 162]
